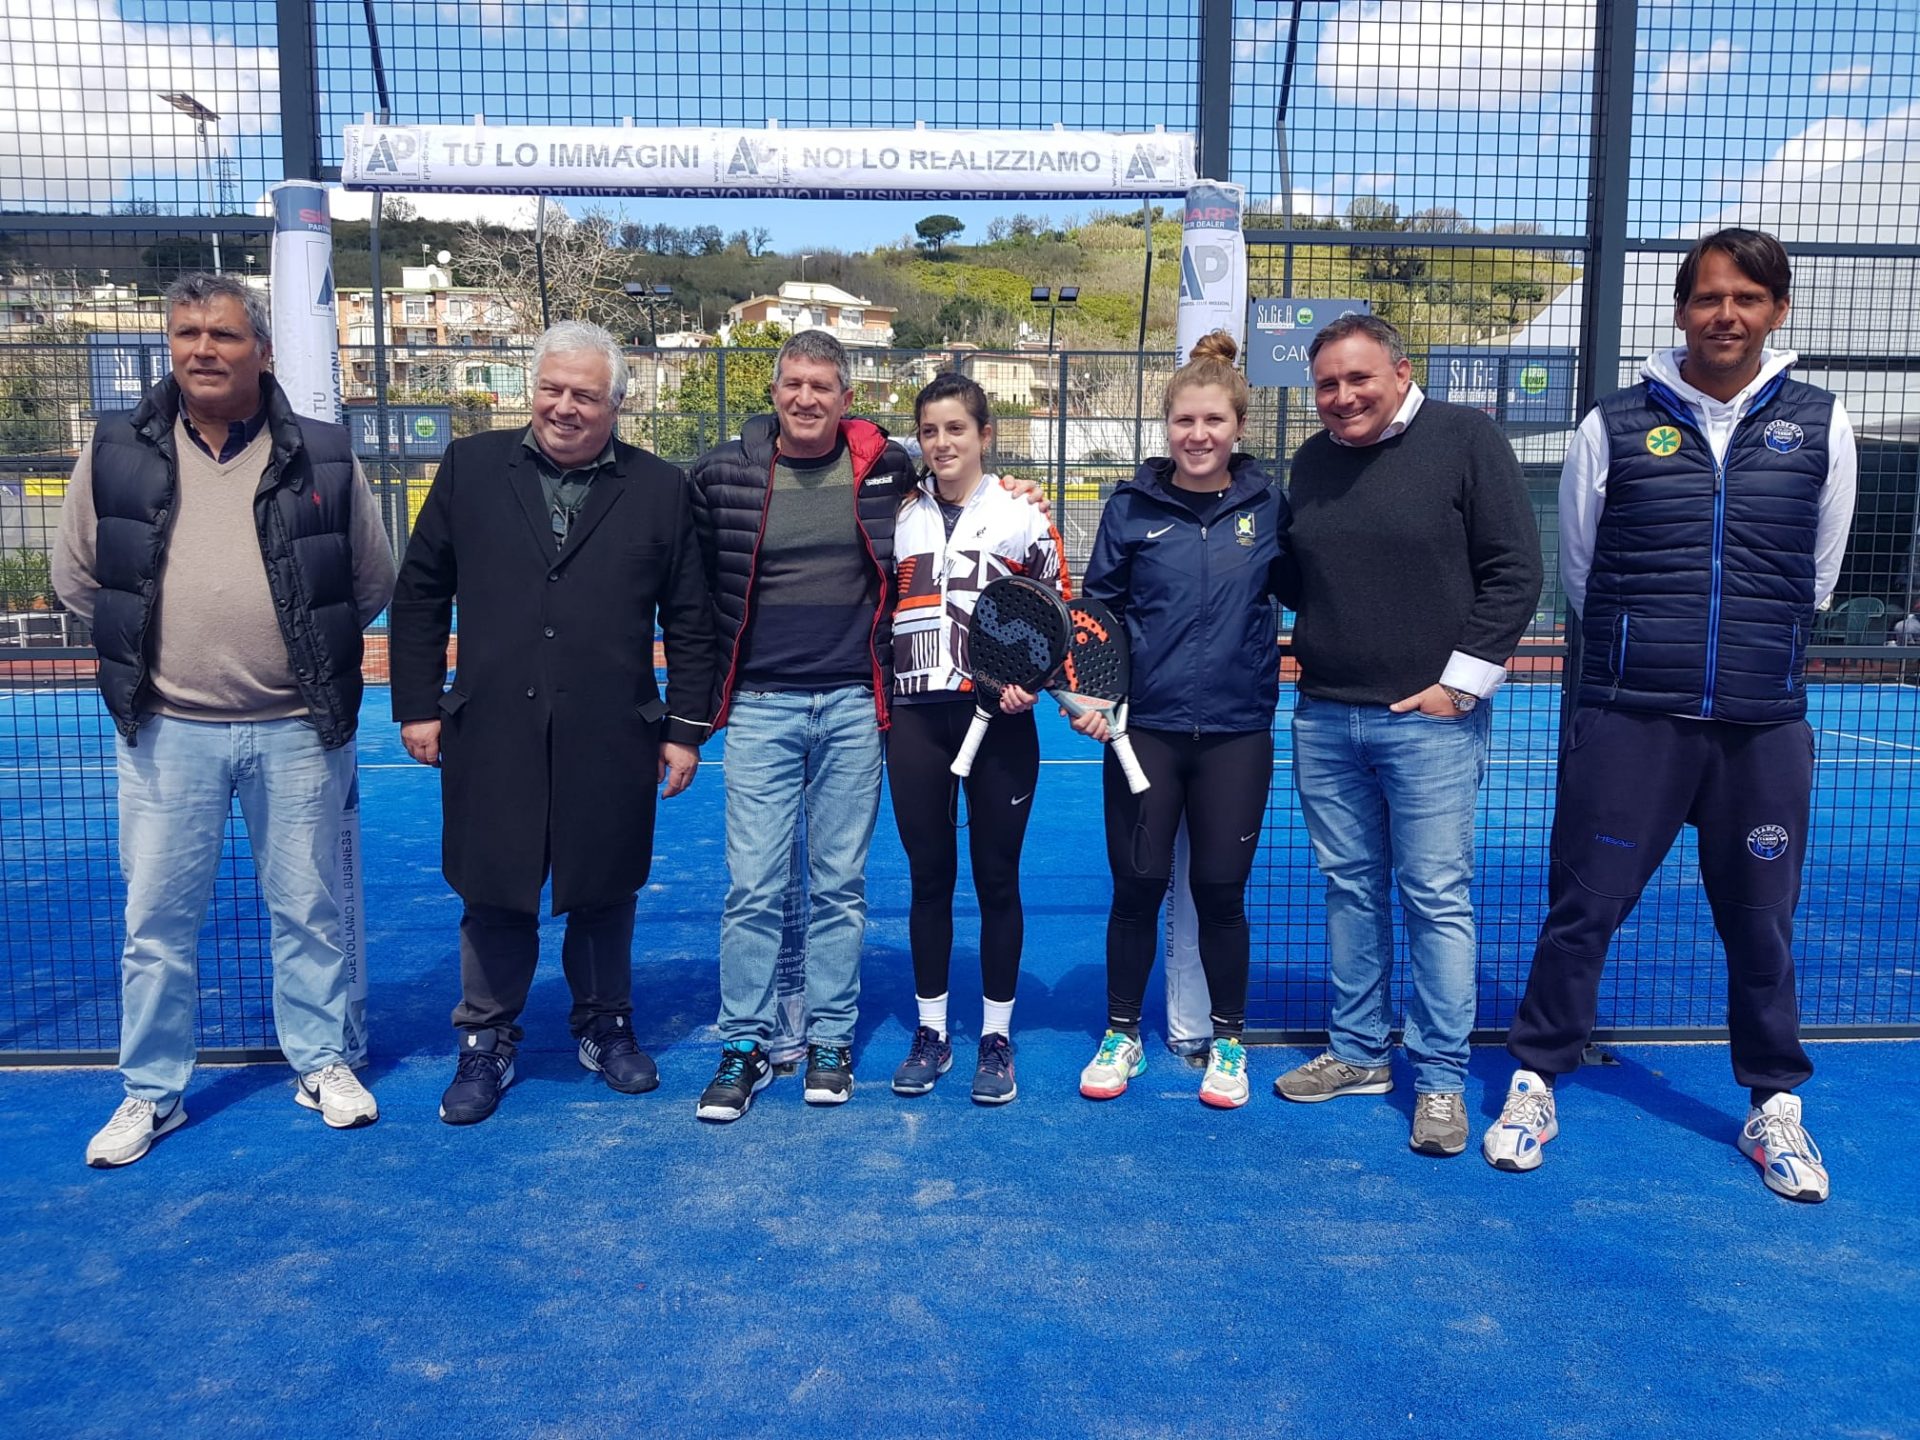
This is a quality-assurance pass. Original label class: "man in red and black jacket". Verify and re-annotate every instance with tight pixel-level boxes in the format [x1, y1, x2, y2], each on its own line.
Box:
[687, 329, 915, 1121]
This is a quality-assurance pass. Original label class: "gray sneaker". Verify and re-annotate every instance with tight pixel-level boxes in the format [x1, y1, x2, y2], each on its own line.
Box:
[1410, 1091, 1468, 1156]
[1274, 1050, 1394, 1103]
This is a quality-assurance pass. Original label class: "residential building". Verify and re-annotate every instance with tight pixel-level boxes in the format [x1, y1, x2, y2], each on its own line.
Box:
[723, 281, 896, 350]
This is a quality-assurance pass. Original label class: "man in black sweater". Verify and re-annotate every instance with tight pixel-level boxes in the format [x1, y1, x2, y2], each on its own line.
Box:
[1274, 314, 1542, 1158]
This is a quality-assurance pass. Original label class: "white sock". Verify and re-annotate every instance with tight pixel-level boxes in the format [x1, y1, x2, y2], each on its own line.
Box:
[917, 993, 949, 1040]
[981, 997, 1014, 1038]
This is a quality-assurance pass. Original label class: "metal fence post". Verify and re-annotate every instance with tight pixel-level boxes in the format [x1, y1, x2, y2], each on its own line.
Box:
[717, 347, 728, 444]
[1055, 350, 1071, 505]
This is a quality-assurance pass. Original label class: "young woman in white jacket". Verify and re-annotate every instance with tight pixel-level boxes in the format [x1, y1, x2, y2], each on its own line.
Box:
[887, 372, 1069, 1105]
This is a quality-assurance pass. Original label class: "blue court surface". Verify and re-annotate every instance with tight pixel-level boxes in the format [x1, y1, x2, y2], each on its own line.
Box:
[2, 686, 1918, 1438]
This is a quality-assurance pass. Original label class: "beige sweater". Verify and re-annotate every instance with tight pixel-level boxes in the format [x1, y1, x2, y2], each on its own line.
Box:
[53, 418, 396, 723]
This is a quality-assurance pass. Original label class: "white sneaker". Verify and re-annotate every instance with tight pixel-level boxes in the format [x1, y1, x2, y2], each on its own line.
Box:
[1738, 1093, 1829, 1203]
[1079, 1029, 1146, 1100]
[296, 1063, 380, 1129]
[1482, 1069, 1558, 1172]
[1199, 1036, 1250, 1109]
[86, 1095, 187, 1168]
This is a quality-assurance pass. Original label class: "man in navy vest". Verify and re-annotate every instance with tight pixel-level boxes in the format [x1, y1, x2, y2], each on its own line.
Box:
[1484, 229, 1857, 1202]
[53, 273, 396, 1167]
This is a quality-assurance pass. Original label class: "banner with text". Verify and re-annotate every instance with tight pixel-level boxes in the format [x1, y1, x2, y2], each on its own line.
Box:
[1175, 182, 1246, 368]
[269, 182, 343, 426]
[342, 124, 1196, 199]
[269, 182, 364, 1065]
[1247, 297, 1373, 388]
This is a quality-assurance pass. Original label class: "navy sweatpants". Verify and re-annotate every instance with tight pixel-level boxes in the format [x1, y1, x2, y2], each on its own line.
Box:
[1507, 706, 1815, 1092]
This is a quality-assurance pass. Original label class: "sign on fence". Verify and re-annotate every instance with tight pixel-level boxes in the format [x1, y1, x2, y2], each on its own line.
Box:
[349, 405, 453, 459]
[1428, 346, 1578, 426]
[1245, 297, 1372, 388]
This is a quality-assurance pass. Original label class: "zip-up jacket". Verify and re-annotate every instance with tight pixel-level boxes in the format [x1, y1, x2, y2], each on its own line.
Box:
[892, 472, 1071, 696]
[689, 412, 915, 728]
[85, 374, 365, 747]
[1580, 367, 1838, 723]
[1081, 454, 1294, 733]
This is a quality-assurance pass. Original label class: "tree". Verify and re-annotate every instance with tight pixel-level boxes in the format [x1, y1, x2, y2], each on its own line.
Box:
[381, 196, 417, 223]
[1407, 206, 1471, 233]
[453, 204, 632, 335]
[984, 216, 1010, 244]
[617, 222, 649, 251]
[0, 322, 90, 456]
[915, 214, 965, 255]
[748, 227, 772, 257]
[651, 320, 789, 460]
[1491, 278, 1547, 328]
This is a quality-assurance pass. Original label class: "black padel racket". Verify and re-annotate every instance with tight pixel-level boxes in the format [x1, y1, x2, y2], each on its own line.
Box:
[1048, 597, 1150, 794]
[951, 575, 1071, 779]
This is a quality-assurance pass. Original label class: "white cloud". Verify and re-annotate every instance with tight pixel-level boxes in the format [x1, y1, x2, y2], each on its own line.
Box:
[1710, 102, 1920, 246]
[1815, 64, 1873, 94]
[321, 188, 548, 229]
[1313, 1, 1596, 111]
[1649, 40, 1739, 108]
[434, 2, 589, 36]
[0, 0, 279, 210]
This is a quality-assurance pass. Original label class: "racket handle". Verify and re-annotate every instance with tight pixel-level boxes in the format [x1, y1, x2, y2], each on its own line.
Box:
[950, 706, 993, 778]
[1111, 732, 1150, 794]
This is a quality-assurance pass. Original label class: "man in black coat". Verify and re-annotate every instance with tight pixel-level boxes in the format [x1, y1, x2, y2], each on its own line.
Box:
[390, 321, 717, 1125]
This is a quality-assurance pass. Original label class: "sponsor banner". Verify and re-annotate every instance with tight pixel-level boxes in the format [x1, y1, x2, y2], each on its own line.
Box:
[348, 404, 454, 460]
[86, 332, 171, 414]
[1428, 345, 1577, 426]
[271, 184, 364, 1062]
[1246, 296, 1372, 388]
[268, 182, 343, 426]
[1175, 182, 1246, 368]
[340, 124, 1195, 199]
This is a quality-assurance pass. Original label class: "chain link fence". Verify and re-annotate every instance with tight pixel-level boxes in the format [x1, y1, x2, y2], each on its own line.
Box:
[2, 0, 1915, 1056]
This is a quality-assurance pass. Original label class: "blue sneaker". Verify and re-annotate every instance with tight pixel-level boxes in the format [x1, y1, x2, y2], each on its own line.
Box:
[971, 1033, 1017, 1105]
[440, 1028, 515, 1126]
[891, 1026, 953, 1096]
[578, 1014, 659, 1094]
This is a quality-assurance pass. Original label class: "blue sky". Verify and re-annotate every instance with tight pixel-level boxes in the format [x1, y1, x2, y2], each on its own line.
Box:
[4, 1, 1915, 249]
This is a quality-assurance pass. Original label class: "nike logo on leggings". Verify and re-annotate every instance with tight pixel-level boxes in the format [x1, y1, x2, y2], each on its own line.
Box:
[1011, 791, 1033, 806]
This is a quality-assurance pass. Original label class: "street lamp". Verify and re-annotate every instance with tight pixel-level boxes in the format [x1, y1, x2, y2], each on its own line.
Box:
[1031, 285, 1079, 351]
[624, 281, 676, 340]
[799, 254, 815, 285]
[158, 91, 224, 274]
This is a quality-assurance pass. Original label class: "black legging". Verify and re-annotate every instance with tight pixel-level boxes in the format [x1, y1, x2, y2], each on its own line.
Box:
[887, 697, 1040, 1004]
[1103, 726, 1271, 1038]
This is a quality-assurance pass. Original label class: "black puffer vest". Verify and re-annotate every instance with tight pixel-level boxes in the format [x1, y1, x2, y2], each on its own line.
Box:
[88, 374, 364, 747]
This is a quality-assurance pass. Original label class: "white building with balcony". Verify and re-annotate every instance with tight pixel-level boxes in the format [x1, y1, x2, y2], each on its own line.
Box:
[722, 282, 896, 349]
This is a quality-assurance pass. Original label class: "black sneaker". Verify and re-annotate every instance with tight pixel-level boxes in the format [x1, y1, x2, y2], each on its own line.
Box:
[803, 1043, 854, 1105]
[440, 1028, 515, 1126]
[971, 1032, 1018, 1105]
[696, 1042, 771, 1123]
[891, 1025, 953, 1096]
[578, 1014, 659, 1094]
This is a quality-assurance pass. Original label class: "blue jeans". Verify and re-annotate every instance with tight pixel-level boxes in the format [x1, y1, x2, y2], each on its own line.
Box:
[717, 687, 884, 1048]
[1291, 694, 1491, 1093]
[115, 716, 357, 1102]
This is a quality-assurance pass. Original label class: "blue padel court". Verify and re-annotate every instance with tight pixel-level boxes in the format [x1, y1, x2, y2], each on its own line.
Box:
[2, 682, 1918, 1436]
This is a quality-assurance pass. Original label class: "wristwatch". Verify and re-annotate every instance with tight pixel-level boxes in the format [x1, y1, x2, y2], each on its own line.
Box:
[1441, 685, 1478, 713]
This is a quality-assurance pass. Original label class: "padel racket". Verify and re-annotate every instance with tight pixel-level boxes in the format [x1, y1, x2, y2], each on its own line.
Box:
[951, 575, 1071, 779]
[1048, 597, 1150, 794]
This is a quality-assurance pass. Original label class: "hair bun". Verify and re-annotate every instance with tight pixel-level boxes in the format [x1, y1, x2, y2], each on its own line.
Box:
[1190, 330, 1239, 366]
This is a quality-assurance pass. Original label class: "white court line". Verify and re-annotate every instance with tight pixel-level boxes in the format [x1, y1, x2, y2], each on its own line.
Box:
[1820, 728, 1920, 753]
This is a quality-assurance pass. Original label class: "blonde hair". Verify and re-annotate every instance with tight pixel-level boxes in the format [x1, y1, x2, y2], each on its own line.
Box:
[1163, 330, 1250, 422]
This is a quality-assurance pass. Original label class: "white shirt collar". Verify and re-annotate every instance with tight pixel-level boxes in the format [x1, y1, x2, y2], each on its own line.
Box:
[1328, 380, 1424, 447]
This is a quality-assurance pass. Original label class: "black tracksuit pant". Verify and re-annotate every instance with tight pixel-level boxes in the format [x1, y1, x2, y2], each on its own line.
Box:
[453, 897, 638, 1047]
[1507, 706, 1815, 1092]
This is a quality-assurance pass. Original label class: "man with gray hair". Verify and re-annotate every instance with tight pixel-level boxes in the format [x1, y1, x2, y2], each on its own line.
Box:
[391, 319, 716, 1126]
[1273, 313, 1541, 1157]
[686, 328, 918, 1120]
[54, 272, 396, 1166]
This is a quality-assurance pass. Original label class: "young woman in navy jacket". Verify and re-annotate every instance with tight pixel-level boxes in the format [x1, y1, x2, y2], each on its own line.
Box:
[1072, 333, 1295, 1108]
